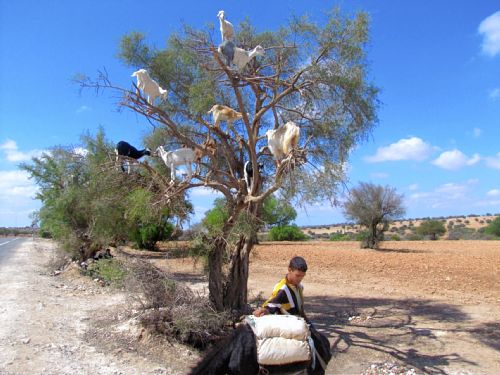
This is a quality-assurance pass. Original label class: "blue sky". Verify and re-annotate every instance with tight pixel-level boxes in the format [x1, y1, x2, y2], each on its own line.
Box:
[1, 1, 499, 227]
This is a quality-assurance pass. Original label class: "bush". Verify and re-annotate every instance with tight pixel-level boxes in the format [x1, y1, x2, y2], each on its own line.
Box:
[329, 233, 350, 241]
[269, 225, 307, 241]
[86, 258, 127, 287]
[417, 220, 446, 240]
[124, 259, 229, 348]
[407, 234, 423, 241]
[131, 221, 174, 250]
[390, 234, 401, 241]
[484, 217, 500, 238]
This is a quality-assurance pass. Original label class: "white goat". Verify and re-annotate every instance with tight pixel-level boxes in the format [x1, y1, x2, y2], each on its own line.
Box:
[156, 146, 196, 182]
[266, 121, 300, 162]
[217, 10, 234, 42]
[207, 104, 243, 132]
[131, 69, 168, 106]
[232, 45, 265, 71]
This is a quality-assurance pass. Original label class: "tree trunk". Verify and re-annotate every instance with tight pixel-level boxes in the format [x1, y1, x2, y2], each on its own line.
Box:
[223, 234, 255, 312]
[208, 237, 225, 311]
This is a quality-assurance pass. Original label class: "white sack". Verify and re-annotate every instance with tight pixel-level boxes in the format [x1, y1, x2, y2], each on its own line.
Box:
[257, 336, 311, 365]
[246, 314, 310, 341]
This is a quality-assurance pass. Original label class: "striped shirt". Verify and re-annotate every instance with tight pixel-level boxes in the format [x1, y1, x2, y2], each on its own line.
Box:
[262, 277, 305, 317]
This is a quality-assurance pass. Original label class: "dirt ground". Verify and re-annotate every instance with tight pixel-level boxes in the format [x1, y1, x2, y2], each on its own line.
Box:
[1, 239, 499, 374]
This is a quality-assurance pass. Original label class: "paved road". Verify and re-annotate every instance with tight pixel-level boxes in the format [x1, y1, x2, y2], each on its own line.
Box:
[0, 237, 24, 265]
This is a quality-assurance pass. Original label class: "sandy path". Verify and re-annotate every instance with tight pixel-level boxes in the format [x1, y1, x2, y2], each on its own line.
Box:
[0, 239, 172, 375]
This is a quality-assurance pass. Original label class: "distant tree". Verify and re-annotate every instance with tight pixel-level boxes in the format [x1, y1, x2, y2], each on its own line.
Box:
[268, 225, 307, 241]
[343, 183, 405, 249]
[416, 220, 446, 240]
[261, 196, 297, 228]
[484, 217, 500, 237]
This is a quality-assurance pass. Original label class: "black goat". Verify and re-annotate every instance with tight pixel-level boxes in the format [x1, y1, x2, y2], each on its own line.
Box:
[244, 161, 264, 193]
[218, 40, 235, 66]
[114, 141, 151, 173]
[189, 323, 331, 375]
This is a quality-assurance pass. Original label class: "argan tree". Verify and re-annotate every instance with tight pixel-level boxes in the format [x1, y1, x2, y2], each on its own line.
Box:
[343, 183, 405, 249]
[79, 8, 379, 312]
[417, 219, 446, 240]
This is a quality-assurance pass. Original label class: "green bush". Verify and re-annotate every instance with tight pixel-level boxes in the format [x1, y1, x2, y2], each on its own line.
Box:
[131, 221, 174, 250]
[390, 234, 401, 241]
[86, 259, 126, 286]
[484, 217, 500, 238]
[268, 225, 307, 241]
[329, 233, 350, 241]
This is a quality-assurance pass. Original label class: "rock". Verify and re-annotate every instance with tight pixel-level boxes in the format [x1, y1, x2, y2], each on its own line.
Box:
[21, 337, 31, 344]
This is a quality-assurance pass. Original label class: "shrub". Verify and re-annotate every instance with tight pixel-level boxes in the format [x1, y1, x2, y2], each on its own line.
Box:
[407, 234, 423, 241]
[390, 234, 401, 241]
[268, 225, 307, 241]
[124, 259, 228, 348]
[484, 217, 500, 238]
[86, 258, 127, 287]
[329, 233, 350, 241]
[417, 220, 446, 240]
[131, 221, 174, 250]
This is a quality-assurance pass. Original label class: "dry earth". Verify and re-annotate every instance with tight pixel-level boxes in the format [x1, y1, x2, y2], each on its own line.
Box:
[1, 239, 499, 374]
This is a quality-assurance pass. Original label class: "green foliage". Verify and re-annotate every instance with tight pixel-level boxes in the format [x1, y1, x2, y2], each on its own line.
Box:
[484, 217, 500, 237]
[416, 220, 446, 240]
[86, 259, 127, 287]
[131, 221, 174, 250]
[268, 225, 307, 241]
[261, 196, 297, 228]
[202, 198, 230, 237]
[329, 233, 350, 241]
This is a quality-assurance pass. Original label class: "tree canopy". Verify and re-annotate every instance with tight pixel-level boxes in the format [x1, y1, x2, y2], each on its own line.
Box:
[343, 183, 405, 248]
[76, 8, 379, 311]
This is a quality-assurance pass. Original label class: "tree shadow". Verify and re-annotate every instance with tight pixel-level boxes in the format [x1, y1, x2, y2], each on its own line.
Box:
[305, 295, 478, 374]
[467, 321, 500, 351]
[375, 247, 427, 254]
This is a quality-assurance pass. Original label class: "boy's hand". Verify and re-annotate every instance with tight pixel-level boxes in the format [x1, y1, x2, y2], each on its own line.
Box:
[253, 307, 268, 317]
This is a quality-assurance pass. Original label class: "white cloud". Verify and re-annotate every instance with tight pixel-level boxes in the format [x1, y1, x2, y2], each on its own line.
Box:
[473, 127, 482, 138]
[76, 105, 91, 114]
[370, 172, 388, 179]
[489, 88, 500, 100]
[190, 187, 223, 198]
[0, 139, 45, 162]
[0, 170, 40, 227]
[485, 152, 500, 169]
[431, 149, 480, 170]
[73, 147, 88, 157]
[487, 189, 500, 197]
[408, 184, 419, 191]
[479, 11, 500, 57]
[365, 137, 434, 162]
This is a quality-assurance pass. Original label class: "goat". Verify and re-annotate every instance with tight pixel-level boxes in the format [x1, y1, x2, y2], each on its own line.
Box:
[131, 69, 168, 106]
[244, 160, 264, 193]
[207, 104, 243, 133]
[217, 10, 234, 42]
[218, 40, 235, 66]
[232, 45, 265, 72]
[189, 323, 331, 375]
[156, 146, 196, 182]
[194, 137, 217, 163]
[266, 121, 300, 162]
[115, 141, 151, 174]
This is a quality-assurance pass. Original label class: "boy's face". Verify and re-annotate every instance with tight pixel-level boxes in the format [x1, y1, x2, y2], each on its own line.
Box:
[287, 268, 306, 286]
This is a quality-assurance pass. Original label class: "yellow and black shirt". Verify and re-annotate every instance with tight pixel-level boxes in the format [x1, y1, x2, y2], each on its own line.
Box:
[262, 277, 305, 317]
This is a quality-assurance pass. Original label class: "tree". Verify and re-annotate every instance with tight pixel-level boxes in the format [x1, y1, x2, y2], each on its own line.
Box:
[484, 216, 500, 237]
[416, 220, 446, 240]
[78, 8, 379, 312]
[343, 183, 405, 249]
[21, 130, 190, 259]
[261, 195, 297, 228]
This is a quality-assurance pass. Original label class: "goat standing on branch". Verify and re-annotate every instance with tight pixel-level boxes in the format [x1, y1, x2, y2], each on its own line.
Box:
[131, 69, 168, 106]
[217, 10, 234, 42]
[266, 121, 301, 164]
[207, 104, 244, 134]
[115, 141, 151, 174]
[156, 146, 196, 182]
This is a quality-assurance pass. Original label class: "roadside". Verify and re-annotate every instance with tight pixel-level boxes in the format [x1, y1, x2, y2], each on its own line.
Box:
[0, 238, 194, 375]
